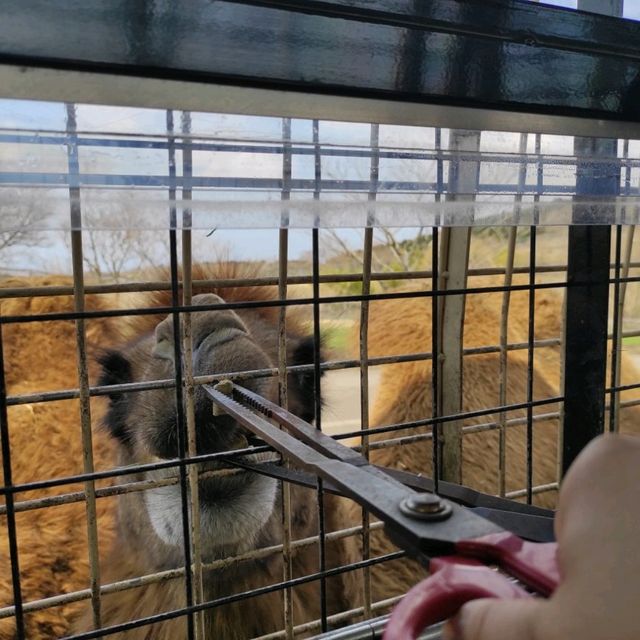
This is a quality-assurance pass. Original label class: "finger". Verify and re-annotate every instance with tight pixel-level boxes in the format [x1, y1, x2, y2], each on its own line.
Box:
[555, 434, 640, 544]
[442, 598, 549, 640]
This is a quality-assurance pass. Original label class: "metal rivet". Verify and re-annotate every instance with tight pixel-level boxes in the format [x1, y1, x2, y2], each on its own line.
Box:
[399, 493, 453, 521]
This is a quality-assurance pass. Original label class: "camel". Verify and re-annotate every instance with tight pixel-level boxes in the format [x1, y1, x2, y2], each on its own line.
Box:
[332, 276, 640, 613]
[0, 266, 343, 639]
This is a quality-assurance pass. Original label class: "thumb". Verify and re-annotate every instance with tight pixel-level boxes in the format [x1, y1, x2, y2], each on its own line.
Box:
[442, 598, 548, 640]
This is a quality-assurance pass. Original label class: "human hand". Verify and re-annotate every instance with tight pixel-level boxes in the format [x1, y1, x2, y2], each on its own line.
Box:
[443, 434, 640, 640]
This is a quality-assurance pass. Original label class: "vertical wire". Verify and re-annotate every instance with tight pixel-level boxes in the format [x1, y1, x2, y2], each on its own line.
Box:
[358, 122, 378, 620]
[431, 226, 440, 494]
[312, 229, 327, 631]
[498, 133, 527, 497]
[431, 127, 442, 492]
[526, 135, 542, 503]
[526, 212, 538, 505]
[0, 328, 24, 638]
[179, 111, 205, 640]
[534, 134, 543, 227]
[166, 110, 195, 639]
[609, 224, 622, 432]
[65, 103, 102, 630]
[435, 128, 443, 201]
[613, 225, 635, 430]
[556, 133, 568, 483]
[278, 117, 294, 639]
[311, 203, 328, 631]
[611, 139, 633, 432]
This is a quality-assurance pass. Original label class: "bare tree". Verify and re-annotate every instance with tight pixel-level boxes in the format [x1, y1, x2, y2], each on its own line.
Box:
[0, 188, 51, 256]
[64, 195, 171, 282]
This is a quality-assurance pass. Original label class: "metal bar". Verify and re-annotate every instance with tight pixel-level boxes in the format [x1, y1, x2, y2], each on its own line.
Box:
[0, 519, 386, 620]
[278, 115, 294, 639]
[0, 264, 582, 302]
[6, 127, 640, 165]
[2, 398, 571, 516]
[302, 608, 444, 640]
[498, 132, 528, 497]
[612, 225, 636, 430]
[4, 405, 571, 515]
[526, 227, 537, 504]
[2, 170, 634, 198]
[6, 67, 640, 140]
[166, 109, 196, 638]
[180, 110, 205, 640]
[563, 140, 618, 473]
[358, 122, 379, 620]
[431, 226, 440, 492]
[431, 128, 443, 492]
[0, 335, 573, 407]
[0, 391, 565, 498]
[4, 0, 640, 128]
[609, 224, 622, 432]
[311, 222, 328, 632]
[0, 278, 577, 325]
[65, 102, 103, 631]
[4, 128, 636, 171]
[1, 410, 565, 520]
[438, 130, 479, 483]
[61, 553, 406, 640]
[0, 329, 24, 636]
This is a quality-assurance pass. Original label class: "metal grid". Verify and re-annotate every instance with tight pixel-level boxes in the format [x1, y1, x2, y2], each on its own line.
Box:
[0, 103, 640, 640]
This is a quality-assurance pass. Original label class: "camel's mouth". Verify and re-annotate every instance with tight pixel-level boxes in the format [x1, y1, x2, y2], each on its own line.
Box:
[198, 448, 276, 479]
[194, 419, 276, 498]
[143, 445, 279, 551]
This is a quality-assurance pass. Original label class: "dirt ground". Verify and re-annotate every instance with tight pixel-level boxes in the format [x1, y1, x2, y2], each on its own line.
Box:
[321, 367, 382, 436]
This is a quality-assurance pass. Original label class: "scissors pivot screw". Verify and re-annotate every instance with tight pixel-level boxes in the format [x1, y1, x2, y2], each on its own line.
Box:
[399, 493, 452, 521]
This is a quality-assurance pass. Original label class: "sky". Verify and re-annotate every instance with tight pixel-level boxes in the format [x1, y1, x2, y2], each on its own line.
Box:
[1, 0, 639, 272]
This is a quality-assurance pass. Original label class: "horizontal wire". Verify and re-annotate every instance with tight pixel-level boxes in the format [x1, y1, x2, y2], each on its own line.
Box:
[61, 552, 406, 640]
[0, 280, 575, 325]
[6, 338, 563, 406]
[0, 403, 564, 516]
[253, 596, 404, 640]
[0, 522, 386, 620]
[3, 259, 639, 300]
[1, 394, 564, 495]
[4, 130, 637, 165]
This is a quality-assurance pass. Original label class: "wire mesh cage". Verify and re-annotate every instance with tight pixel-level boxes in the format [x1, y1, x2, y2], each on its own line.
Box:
[1, 99, 639, 639]
[2, 1, 640, 639]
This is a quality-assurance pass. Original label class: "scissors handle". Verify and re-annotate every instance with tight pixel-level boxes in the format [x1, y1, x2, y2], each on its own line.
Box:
[383, 533, 559, 640]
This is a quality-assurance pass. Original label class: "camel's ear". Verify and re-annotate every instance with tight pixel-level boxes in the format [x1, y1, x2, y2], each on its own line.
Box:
[97, 350, 133, 446]
[288, 335, 323, 424]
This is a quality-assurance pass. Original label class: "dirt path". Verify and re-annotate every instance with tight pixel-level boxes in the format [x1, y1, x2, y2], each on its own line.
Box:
[321, 367, 382, 435]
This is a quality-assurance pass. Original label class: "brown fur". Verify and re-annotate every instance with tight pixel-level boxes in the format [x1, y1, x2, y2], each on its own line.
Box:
[0, 276, 123, 639]
[0, 267, 343, 639]
[331, 279, 640, 612]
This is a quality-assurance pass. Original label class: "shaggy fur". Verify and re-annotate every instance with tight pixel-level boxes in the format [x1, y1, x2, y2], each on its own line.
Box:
[0, 267, 343, 639]
[331, 280, 640, 614]
[0, 276, 123, 639]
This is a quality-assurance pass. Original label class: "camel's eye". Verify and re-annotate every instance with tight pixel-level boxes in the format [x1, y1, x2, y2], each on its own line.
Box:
[152, 337, 174, 361]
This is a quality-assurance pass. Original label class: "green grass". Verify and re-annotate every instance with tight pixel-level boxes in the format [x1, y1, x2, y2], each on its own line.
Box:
[622, 336, 640, 346]
[321, 322, 352, 355]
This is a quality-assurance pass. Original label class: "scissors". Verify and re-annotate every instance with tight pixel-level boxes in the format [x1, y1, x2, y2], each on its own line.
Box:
[205, 382, 560, 640]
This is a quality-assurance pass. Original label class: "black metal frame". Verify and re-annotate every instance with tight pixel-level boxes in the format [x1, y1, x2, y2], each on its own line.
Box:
[2, 1, 640, 125]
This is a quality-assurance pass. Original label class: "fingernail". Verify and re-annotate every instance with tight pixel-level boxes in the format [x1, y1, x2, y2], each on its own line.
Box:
[442, 607, 465, 640]
[442, 614, 464, 640]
